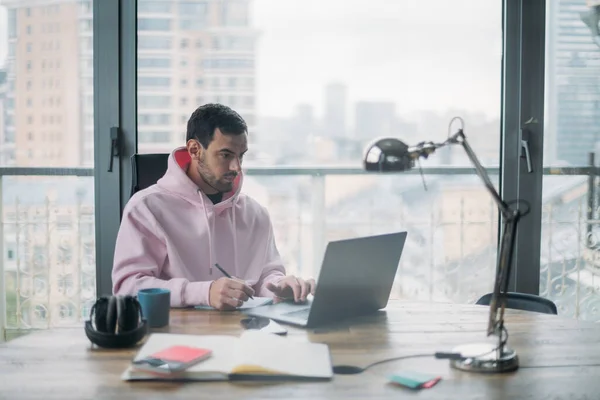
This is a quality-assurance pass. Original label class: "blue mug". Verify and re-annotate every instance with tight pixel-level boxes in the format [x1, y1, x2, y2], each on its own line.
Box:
[137, 288, 170, 328]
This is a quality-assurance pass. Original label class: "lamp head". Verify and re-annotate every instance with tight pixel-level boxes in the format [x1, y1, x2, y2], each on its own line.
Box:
[363, 138, 414, 172]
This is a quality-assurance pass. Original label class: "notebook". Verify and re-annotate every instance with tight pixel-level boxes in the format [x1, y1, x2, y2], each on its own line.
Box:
[121, 330, 333, 381]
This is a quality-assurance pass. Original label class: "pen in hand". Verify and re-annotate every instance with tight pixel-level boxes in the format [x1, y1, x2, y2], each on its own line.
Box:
[214, 263, 254, 299]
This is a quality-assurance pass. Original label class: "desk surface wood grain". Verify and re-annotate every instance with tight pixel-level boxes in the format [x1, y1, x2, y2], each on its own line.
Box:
[2, 300, 600, 399]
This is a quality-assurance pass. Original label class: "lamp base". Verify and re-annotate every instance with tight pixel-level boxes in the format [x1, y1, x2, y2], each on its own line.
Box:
[449, 343, 519, 373]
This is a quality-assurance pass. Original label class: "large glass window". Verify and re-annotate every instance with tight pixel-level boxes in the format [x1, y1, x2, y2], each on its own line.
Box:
[541, 0, 600, 321]
[1, 0, 96, 339]
[136, 0, 503, 304]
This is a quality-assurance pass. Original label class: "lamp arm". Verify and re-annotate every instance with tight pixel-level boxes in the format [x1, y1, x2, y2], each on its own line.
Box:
[486, 215, 520, 337]
[451, 130, 513, 219]
[409, 130, 512, 219]
[451, 130, 521, 337]
[401, 128, 526, 338]
[416, 130, 521, 337]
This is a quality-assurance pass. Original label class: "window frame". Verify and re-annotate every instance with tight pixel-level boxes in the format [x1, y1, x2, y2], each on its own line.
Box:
[94, 0, 137, 296]
[501, 0, 546, 294]
[91, 0, 547, 298]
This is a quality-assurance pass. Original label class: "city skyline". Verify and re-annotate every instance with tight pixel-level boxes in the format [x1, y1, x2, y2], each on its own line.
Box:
[3, 0, 598, 166]
[0, 0, 503, 119]
[0, 0, 504, 169]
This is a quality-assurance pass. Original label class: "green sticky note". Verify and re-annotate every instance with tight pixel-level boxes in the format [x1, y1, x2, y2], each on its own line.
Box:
[388, 371, 441, 389]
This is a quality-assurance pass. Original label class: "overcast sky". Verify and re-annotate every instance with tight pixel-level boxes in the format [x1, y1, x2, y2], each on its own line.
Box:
[0, 0, 502, 118]
[252, 0, 502, 119]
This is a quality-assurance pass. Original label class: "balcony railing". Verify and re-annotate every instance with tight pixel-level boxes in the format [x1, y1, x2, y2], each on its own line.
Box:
[1, 163, 599, 340]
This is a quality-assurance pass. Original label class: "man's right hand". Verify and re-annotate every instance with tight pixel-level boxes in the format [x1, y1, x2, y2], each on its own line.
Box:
[208, 277, 255, 310]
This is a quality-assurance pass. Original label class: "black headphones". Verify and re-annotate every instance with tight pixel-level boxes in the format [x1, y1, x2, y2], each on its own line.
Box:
[84, 295, 148, 349]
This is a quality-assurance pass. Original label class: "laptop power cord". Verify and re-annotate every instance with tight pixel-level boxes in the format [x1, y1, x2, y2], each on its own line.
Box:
[332, 352, 469, 375]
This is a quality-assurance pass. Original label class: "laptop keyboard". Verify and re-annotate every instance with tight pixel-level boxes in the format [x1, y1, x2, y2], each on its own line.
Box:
[283, 308, 311, 320]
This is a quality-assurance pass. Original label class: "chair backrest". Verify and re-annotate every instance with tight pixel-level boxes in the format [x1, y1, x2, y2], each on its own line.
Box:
[130, 153, 169, 196]
[476, 292, 558, 315]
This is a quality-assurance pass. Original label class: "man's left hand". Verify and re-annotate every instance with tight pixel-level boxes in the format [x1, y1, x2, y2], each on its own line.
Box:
[266, 276, 316, 303]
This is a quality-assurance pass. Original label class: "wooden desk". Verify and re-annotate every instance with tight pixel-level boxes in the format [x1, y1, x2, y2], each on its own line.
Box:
[2, 300, 600, 399]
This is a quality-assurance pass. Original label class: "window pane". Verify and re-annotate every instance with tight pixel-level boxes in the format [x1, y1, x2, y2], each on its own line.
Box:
[222, 1, 247, 27]
[138, 131, 171, 143]
[138, 36, 171, 50]
[178, 2, 208, 17]
[138, 95, 171, 108]
[138, 57, 171, 69]
[136, 0, 502, 304]
[8, 9, 16, 38]
[138, 1, 171, 14]
[541, 1, 600, 321]
[178, 1, 208, 30]
[138, 76, 171, 88]
[1, 0, 96, 338]
[139, 113, 171, 125]
[138, 18, 171, 31]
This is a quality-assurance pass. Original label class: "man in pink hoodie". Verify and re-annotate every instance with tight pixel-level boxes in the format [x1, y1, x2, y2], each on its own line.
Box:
[112, 103, 315, 310]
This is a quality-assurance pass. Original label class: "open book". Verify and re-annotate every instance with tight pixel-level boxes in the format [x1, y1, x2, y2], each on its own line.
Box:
[122, 330, 333, 381]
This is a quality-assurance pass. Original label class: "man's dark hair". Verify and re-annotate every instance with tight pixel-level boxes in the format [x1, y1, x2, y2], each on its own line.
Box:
[186, 103, 247, 148]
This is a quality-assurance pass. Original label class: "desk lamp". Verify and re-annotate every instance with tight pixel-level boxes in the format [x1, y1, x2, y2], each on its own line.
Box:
[362, 117, 527, 373]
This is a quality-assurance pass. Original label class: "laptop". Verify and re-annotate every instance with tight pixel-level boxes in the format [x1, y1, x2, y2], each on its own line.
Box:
[243, 231, 407, 328]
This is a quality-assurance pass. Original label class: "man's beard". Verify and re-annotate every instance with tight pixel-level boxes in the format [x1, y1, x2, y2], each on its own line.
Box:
[197, 162, 235, 193]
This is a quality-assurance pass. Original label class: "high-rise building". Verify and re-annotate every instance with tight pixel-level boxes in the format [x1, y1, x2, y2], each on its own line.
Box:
[546, 0, 600, 166]
[137, 0, 258, 154]
[323, 82, 347, 138]
[290, 103, 315, 149]
[2, 0, 92, 167]
[1, 0, 257, 165]
[354, 101, 396, 141]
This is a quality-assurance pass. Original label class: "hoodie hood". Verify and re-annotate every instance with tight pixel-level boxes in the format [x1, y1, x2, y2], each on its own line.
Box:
[156, 146, 245, 278]
[157, 146, 244, 212]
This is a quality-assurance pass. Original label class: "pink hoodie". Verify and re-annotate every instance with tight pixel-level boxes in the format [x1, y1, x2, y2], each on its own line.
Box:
[112, 147, 286, 307]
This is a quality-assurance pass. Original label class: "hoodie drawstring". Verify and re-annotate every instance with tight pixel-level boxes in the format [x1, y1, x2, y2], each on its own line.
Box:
[232, 202, 238, 276]
[158, 148, 244, 280]
[198, 190, 215, 275]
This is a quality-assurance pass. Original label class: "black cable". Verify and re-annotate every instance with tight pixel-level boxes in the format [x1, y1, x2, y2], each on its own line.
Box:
[333, 354, 435, 375]
[333, 326, 510, 375]
[364, 353, 437, 370]
[333, 352, 466, 375]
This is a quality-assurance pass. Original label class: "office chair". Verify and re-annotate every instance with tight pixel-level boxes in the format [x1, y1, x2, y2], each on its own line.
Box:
[475, 292, 558, 315]
[130, 153, 169, 196]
